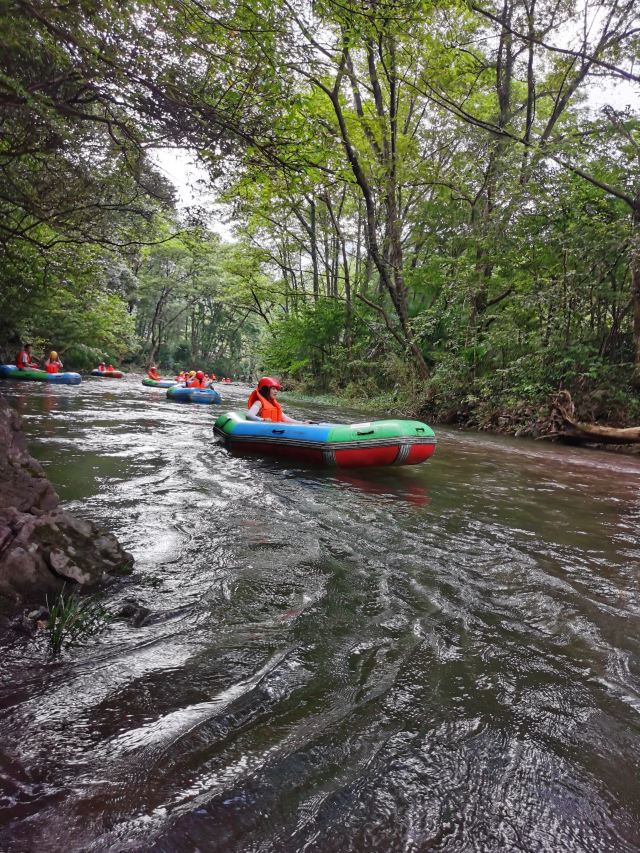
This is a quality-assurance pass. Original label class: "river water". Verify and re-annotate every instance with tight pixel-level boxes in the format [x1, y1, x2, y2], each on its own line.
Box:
[0, 376, 639, 852]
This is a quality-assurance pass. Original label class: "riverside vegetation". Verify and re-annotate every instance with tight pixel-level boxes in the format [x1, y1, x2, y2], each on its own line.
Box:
[1, 0, 639, 433]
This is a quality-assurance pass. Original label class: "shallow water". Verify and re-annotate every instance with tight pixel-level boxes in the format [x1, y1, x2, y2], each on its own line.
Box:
[0, 375, 639, 852]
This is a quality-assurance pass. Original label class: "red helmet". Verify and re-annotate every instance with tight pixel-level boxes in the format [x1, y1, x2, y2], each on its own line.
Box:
[196, 370, 205, 379]
[258, 376, 281, 391]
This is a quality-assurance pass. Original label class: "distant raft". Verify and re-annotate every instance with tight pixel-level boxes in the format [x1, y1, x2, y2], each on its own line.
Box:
[0, 365, 81, 386]
[90, 369, 123, 379]
[167, 385, 222, 405]
[213, 411, 436, 467]
[142, 378, 178, 388]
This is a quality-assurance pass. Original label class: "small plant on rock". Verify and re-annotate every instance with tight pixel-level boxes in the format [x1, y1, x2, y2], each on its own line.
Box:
[46, 587, 111, 656]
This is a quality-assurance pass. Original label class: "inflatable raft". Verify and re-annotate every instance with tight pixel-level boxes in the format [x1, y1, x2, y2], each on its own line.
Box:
[167, 385, 221, 405]
[213, 411, 436, 467]
[0, 364, 81, 385]
[90, 369, 123, 379]
[142, 378, 177, 388]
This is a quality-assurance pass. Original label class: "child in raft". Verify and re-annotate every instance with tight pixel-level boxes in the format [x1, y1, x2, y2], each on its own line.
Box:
[247, 377, 310, 424]
[44, 351, 63, 373]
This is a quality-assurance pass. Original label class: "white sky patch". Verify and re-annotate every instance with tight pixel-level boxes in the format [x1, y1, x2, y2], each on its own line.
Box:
[587, 78, 639, 113]
[151, 147, 234, 241]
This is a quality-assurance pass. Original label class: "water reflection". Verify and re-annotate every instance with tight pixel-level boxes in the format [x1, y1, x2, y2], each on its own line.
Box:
[334, 468, 431, 506]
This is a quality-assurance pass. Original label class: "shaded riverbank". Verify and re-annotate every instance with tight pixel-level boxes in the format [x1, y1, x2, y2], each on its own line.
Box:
[1, 375, 639, 851]
[285, 384, 640, 452]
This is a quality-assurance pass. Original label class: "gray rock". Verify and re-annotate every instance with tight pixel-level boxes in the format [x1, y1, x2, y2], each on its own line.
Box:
[0, 397, 134, 609]
[116, 599, 152, 627]
[27, 606, 49, 621]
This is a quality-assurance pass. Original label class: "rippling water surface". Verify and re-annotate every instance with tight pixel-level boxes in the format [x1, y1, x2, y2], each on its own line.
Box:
[1, 376, 639, 852]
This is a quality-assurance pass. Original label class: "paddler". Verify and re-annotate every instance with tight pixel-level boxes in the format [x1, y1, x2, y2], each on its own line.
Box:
[247, 377, 308, 424]
[186, 370, 208, 389]
[16, 343, 39, 370]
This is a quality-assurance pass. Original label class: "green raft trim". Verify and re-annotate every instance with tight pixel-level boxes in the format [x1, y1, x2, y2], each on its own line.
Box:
[142, 378, 176, 387]
[5, 368, 53, 381]
[214, 411, 436, 444]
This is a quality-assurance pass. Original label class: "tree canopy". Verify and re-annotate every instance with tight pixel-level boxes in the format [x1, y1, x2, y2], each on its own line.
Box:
[1, 0, 639, 424]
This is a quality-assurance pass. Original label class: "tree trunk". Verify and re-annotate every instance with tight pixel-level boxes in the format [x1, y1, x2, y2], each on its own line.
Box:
[309, 198, 319, 302]
[632, 193, 640, 384]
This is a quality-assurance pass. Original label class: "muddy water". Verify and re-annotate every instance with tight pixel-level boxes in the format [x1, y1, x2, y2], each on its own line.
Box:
[0, 375, 639, 852]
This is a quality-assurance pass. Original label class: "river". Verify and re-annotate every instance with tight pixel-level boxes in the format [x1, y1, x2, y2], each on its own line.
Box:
[0, 375, 639, 852]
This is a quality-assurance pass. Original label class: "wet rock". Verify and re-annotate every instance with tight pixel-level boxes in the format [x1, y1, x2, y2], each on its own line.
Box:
[0, 397, 134, 609]
[8, 613, 36, 635]
[27, 606, 49, 621]
[116, 599, 152, 627]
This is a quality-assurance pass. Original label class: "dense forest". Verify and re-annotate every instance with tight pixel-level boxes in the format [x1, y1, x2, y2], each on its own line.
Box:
[1, 0, 639, 430]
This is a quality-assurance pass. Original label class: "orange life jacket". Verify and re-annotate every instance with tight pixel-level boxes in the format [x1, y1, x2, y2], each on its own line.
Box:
[148, 370, 160, 380]
[187, 377, 207, 388]
[45, 361, 60, 374]
[16, 351, 31, 369]
[247, 389, 284, 422]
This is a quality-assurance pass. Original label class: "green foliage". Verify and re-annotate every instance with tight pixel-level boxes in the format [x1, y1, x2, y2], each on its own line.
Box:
[1, 0, 639, 430]
[0, 238, 137, 366]
[40, 291, 137, 368]
[260, 300, 351, 386]
[133, 232, 262, 374]
[47, 588, 111, 657]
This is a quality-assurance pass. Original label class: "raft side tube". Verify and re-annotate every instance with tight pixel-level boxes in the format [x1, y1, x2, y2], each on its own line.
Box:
[0, 365, 82, 385]
[167, 386, 222, 404]
[142, 378, 178, 388]
[90, 369, 123, 379]
[213, 411, 437, 467]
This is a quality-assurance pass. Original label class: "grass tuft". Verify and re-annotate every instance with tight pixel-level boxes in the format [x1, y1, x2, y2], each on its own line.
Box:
[46, 587, 111, 656]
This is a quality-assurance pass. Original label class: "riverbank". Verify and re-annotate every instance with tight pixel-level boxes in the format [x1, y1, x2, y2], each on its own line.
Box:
[283, 381, 640, 452]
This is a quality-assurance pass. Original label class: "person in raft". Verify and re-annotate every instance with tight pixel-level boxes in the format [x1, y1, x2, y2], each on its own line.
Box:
[107, 364, 115, 371]
[16, 343, 39, 370]
[147, 364, 161, 381]
[97, 361, 106, 371]
[186, 370, 209, 389]
[247, 377, 308, 423]
[44, 351, 63, 373]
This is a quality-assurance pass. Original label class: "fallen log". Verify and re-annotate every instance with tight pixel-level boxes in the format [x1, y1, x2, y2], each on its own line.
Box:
[545, 390, 640, 444]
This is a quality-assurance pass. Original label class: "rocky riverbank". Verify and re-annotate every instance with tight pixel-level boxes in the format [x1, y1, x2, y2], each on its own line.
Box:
[0, 396, 133, 615]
